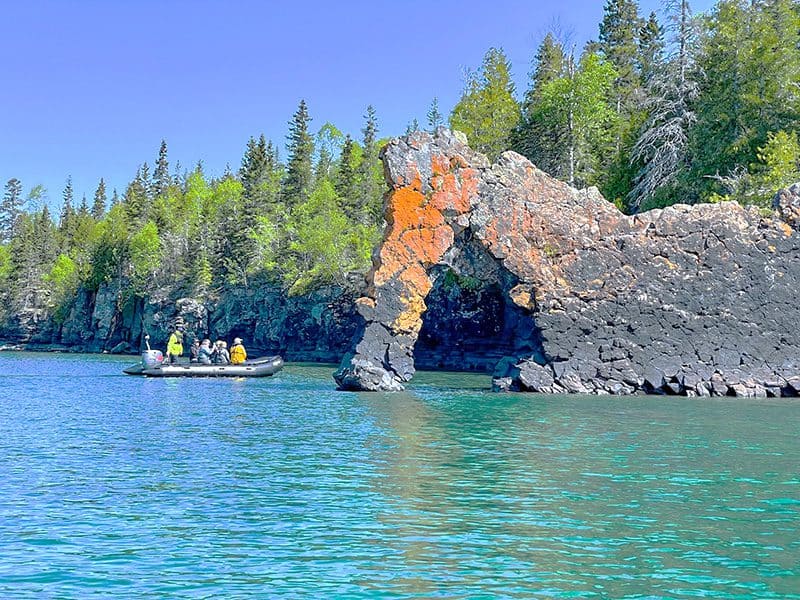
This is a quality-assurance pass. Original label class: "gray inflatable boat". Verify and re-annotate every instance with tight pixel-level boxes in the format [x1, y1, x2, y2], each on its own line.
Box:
[124, 350, 283, 378]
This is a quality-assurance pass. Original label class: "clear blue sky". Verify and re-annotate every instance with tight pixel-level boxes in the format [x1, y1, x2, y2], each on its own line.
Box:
[0, 0, 714, 208]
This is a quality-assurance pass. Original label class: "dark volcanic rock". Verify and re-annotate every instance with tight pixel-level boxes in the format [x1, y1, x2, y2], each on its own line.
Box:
[335, 128, 800, 395]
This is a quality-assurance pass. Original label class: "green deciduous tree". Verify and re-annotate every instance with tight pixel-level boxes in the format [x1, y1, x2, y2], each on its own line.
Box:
[534, 51, 618, 187]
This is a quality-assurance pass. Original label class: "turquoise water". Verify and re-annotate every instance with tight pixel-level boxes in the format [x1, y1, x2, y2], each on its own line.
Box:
[0, 352, 799, 598]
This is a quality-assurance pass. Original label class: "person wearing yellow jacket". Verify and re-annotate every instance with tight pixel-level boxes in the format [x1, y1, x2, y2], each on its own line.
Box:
[230, 337, 247, 365]
[166, 326, 184, 364]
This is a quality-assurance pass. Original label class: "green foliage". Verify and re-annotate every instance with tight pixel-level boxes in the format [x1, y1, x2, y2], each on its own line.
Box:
[0, 244, 11, 283]
[536, 52, 618, 186]
[129, 221, 162, 293]
[449, 47, 520, 160]
[283, 179, 377, 295]
[690, 0, 800, 201]
[283, 99, 315, 209]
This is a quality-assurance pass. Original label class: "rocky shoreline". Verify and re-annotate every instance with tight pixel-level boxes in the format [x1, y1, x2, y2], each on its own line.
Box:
[5, 130, 800, 397]
[334, 129, 800, 397]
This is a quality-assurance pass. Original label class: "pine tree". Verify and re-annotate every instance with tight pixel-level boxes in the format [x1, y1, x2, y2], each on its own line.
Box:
[283, 99, 314, 208]
[427, 97, 443, 132]
[1, 178, 23, 243]
[449, 47, 520, 160]
[405, 119, 420, 135]
[92, 178, 107, 219]
[111, 188, 119, 207]
[154, 139, 170, 197]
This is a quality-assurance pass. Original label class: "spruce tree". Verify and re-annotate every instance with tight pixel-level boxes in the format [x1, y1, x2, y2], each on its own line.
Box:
[154, 139, 170, 197]
[512, 33, 567, 171]
[358, 105, 382, 223]
[426, 98, 443, 132]
[79, 194, 89, 216]
[283, 99, 314, 209]
[450, 47, 520, 160]
[405, 119, 420, 135]
[92, 178, 107, 219]
[638, 12, 664, 83]
[1, 178, 23, 243]
[336, 134, 358, 219]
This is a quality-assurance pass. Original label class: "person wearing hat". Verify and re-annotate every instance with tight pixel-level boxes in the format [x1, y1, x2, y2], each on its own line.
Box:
[166, 324, 184, 364]
[198, 339, 214, 364]
[230, 337, 247, 365]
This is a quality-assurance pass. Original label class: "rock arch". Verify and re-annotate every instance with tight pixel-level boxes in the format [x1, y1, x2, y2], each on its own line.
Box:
[334, 129, 800, 396]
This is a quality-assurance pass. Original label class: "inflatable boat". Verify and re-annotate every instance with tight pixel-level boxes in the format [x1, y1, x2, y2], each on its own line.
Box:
[124, 349, 283, 378]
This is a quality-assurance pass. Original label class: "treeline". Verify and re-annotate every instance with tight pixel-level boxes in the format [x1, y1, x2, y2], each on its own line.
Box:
[0, 102, 388, 323]
[1, 0, 799, 327]
[444, 0, 800, 211]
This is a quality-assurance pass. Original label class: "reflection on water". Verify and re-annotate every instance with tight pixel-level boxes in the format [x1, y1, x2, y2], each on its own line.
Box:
[0, 353, 798, 598]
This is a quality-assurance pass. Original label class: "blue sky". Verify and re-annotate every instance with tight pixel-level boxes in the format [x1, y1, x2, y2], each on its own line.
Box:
[0, 0, 715, 208]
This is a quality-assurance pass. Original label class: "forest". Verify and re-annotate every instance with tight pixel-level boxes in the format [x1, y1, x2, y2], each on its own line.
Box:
[1, 0, 798, 327]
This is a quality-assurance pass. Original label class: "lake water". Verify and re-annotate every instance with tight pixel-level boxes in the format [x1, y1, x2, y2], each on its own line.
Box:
[0, 352, 798, 598]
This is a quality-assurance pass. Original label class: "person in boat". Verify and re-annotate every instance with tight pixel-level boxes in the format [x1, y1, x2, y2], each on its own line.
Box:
[198, 339, 214, 364]
[213, 340, 230, 364]
[165, 325, 184, 364]
[189, 339, 200, 363]
[230, 338, 247, 365]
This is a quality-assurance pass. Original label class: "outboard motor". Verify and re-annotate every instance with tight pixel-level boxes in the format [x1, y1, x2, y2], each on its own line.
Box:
[142, 334, 164, 368]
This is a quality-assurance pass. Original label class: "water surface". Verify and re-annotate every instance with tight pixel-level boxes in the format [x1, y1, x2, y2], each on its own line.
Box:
[1, 352, 798, 598]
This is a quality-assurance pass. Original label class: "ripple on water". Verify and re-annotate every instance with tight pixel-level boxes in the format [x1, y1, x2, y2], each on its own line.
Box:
[0, 353, 799, 598]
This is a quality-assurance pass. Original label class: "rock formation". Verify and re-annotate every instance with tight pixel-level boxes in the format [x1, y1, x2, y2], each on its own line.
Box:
[334, 129, 800, 396]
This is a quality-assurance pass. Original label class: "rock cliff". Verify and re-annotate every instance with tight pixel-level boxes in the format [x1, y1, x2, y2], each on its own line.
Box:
[334, 129, 800, 396]
[1, 282, 362, 362]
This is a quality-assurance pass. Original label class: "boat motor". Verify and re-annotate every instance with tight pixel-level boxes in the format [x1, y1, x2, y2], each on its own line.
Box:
[141, 334, 164, 368]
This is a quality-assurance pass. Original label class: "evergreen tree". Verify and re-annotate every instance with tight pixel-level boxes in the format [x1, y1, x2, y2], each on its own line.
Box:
[638, 12, 664, 83]
[599, 0, 644, 115]
[405, 119, 420, 135]
[598, 0, 646, 201]
[512, 33, 567, 171]
[124, 165, 150, 225]
[336, 134, 358, 217]
[691, 0, 800, 200]
[1, 178, 23, 243]
[283, 99, 314, 208]
[62, 175, 74, 207]
[78, 194, 89, 216]
[92, 178, 107, 219]
[111, 188, 119, 207]
[154, 139, 170, 196]
[427, 97, 443, 132]
[358, 105, 382, 223]
[449, 47, 520, 160]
